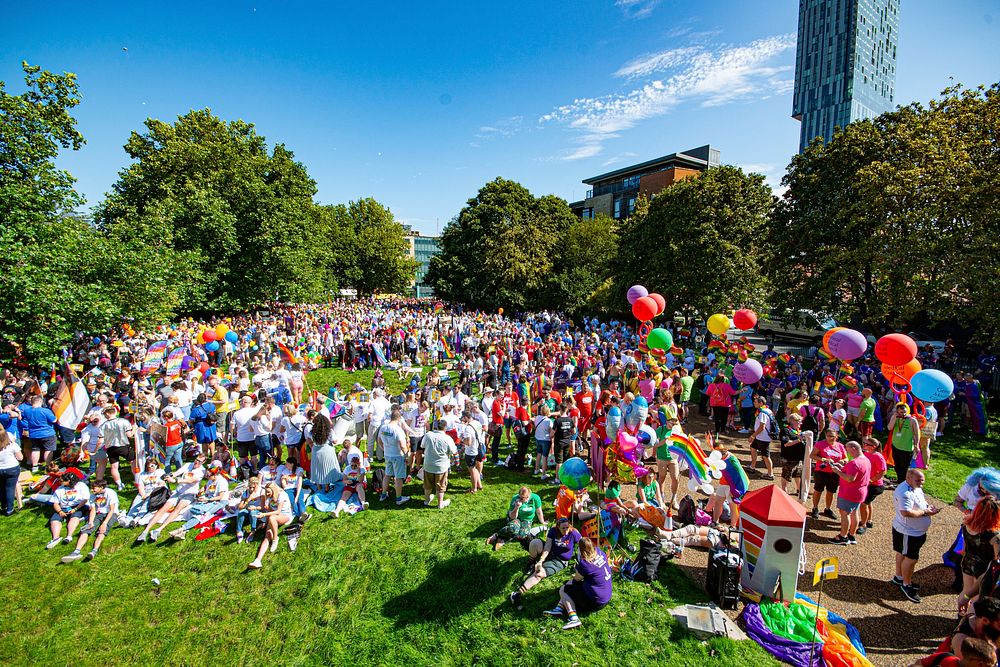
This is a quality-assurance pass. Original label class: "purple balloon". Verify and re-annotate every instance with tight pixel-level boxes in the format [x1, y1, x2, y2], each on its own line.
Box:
[626, 284, 648, 305]
[827, 328, 868, 361]
[733, 359, 763, 384]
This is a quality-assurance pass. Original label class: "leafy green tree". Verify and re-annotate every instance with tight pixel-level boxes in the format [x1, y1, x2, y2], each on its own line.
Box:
[614, 166, 772, 318]
[550, 214, 618, 314]
[426, 178, 576, 311]
[769, 83, 1000, 340]
[339, 198, 418, 295]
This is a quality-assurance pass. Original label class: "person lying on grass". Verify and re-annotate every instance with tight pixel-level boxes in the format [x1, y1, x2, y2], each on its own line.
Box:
[45, 472, 91, 550]
[652, 523, 737, 552]
[509, 516, 579, 610]
[541, 537, 613, 630]
[61, 478, 118, 562]
[487, 485, 544, 551]
[332, 453, 369, 518]
[136, 453, 206, 543]
[248, 482, 294, 569]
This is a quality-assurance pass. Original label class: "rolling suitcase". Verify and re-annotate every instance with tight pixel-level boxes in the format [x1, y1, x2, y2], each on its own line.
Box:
[705, 528, 742, 610]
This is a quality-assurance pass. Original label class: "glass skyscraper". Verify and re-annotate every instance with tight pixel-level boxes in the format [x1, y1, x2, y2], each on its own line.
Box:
[792, 0, 899, 152]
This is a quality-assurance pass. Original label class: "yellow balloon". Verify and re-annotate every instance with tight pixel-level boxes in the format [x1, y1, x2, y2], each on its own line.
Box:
[215, 323, 230, 338]
[707, 313, 731, 336]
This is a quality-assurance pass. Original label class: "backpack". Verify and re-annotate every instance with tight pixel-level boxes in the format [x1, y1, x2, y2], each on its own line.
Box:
[621, 539, 663, 582]
[370, 468, 386, 492]
[762, 408, 780, 440]
[677, 495, 697, 527]
[146, 486, 170, 513]
[801, 406, 820, 433]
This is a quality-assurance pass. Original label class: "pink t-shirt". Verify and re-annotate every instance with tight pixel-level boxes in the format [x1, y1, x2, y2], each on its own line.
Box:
[813, 440, 847, 473]
[638, 378, 655, 402]
[864, 451, 887, 487]
[837, 454, 872, 503]
[708, 383, 735, 408]
[846, 392, 864, 410]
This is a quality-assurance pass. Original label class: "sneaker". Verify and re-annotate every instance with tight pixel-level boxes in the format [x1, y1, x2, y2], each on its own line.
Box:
[855, 526, 867, 536]
[117, 483, 125, 491]
[169, 528, 187, 541]
[236, 533, 244, 544]
[562, 618, 582, 630]
[46, 538, 62, 550]
[362, 502, 370, 509]
[901, 584, 922, 603]
[738, 429, 750, 434]
[865, 521, 874, 529]
[300, 513, 311, 524]
[248, 560, 263, 569]
[86, 549, 97, 560]
[62, 536, 72, 544]
[509, 591, 523, 610]
[439, 499, 451, 509]
[396, 496, 411, 506]
[288, 536, 298, 552]
[135, 533, 147, 544]
[379, 493, 389, 502]
[424, 499, 433, 507]
[846, 535, 858, 545]
[149, 529, 161, 543]
[762, 474, 775, 481]
[543, 606, 565, 617]
[61, 550, 83, 563]
[829, 535, 849, 545]
[809, 508, 819, 519]
[822, 508, 837, 520]
[270, 535, 280, 553]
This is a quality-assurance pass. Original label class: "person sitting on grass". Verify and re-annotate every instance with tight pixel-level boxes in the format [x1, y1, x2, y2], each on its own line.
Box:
[121, 459, 167, 527]
[276, 457, 308, 519]
[487, 485, 544, 551]
[636, 470, 663, 508]
[248, 482, 294, 569]
[332, 453, 369, 518]
[61, 479, 118, 562]
[46, 472, 91, 550]
[168, 461, 232, 540]
[542, 537, 613, 630]
[136, 453, 206, 543]
[509, 516, 579, 610]
[235, 475, 263, 543]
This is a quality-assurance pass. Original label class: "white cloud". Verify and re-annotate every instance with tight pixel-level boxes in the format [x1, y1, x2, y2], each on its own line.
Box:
[616, 0, 661, 19]
[474, 115, 524, 140]
[737, 163, 776, 174]
[540, 34, 796, 159]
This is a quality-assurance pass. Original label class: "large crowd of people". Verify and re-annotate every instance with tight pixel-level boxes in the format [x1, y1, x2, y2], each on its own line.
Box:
[0, 298, 996, 650]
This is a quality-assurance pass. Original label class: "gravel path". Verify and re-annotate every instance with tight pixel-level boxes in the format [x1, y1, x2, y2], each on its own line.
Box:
[668, 415, 963, 667]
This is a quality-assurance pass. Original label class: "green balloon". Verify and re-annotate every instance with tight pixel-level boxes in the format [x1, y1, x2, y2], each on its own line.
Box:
[646, 327, 673, 351]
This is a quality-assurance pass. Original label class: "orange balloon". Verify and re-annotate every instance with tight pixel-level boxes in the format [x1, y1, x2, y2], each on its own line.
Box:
[822, 327, 846, 354]
[882, 358, 922, 383]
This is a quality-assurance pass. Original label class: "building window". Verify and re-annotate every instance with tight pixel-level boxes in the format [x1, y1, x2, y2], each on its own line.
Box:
[582, 207, 594, 219]
[623, 175, 640, 189]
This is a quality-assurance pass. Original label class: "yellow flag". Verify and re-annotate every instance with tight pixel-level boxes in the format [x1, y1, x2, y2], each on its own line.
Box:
[813, 557, 839, 586]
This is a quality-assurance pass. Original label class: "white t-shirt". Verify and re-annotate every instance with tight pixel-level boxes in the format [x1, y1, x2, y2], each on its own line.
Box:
[754, 409, 775, 443]
[281, 414, 308, 446]
[259, 465, 280, 487]
[276, 465, 303, 490]
[172, 463, 205, 497]
[893, 482, 931, 537]
[533, 415, 553, 442]
[458, 421, 483, 456]
[203, 476, 230, 499]
[53, 482, 90, 511]
[80, 424, 104, 454]
[367, 397, 390, 427]
[252, 410, 273, 438]
[90, 487, 119, 515]
[139, 469, 166, 493]
[829, 408, 847, 433]
[232, 406, 258, 441]
[379, 422, 407, 458]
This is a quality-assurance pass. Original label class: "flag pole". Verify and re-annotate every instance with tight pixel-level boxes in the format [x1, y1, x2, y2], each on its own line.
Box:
[808, 576, 824, 667]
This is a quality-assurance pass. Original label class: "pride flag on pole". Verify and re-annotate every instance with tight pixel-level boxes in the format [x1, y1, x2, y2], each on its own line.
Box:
[275, 340, 296, 365]
[52, 364, 91, 430]
[439, 335, 454, 360]
[165, 347, 185, 378]
[142, 340, 169, 375]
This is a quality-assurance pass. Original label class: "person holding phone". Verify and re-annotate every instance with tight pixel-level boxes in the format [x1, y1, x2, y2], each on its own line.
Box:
[892, 468, 941, 603]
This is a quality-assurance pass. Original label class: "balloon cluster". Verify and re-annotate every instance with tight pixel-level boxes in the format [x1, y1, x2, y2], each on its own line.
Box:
[666, 433, 724, 494]
[626, 284, 666, 323]
[874, 332, 954, 428]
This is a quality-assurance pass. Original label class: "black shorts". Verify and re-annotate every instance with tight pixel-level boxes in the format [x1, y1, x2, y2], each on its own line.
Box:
[863, 484, 884, 505]
[29, 436, 58, 452]
[563, 580, 607, 614]
[892, 527, 926, 560]
[813, 471, 840, 494]
[751, 438, 772, 456]
[106, 445, 134, 464]
[236, 440, 253, 459]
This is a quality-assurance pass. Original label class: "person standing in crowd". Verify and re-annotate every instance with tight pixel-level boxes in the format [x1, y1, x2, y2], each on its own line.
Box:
[858, 436, 887, 535]
[22, 394, 58, 472]
[888, 402, 921, 483]
[957, 497, 1000, 615]
[378, 405, 411, 505]
[829, 441, 871, 545]
[420, 419, 457, 509]
[707, 374, 735, 437]
[551, 401, 576, 468]
[99, 406, 134, 491]
[747, 394, 776, 480]
[858, 388, 877, 439]
[810, 430, 847, 520]
[0, 428, 24, 516]
[892, 468, 941, 603]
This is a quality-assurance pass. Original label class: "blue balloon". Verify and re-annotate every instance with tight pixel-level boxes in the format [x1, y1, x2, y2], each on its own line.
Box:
[92, 337, 101, 344]
[224, 331, 239, 343]
[910, 369, 954, 403]
[557, 456, 592, 491]
[205, 341, 220, 352]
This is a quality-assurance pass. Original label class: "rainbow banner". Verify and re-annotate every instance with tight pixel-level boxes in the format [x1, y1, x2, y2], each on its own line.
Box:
[165, 347, 185, 378]
[275, 340, 296, 364]
[142, 340, 169, 375]
[667, 434, 719, 489]
[438, 335, 454, 360]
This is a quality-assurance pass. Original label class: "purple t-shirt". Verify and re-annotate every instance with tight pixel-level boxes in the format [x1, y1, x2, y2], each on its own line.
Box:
[547, 526, 581, 561]
[577, 547, 613, 605]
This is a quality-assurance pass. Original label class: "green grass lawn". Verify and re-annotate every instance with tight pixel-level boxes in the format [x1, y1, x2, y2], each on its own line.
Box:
[921, 417, 999, 502]
[306, 363, 448, 398]
[0, 367, 778, 666]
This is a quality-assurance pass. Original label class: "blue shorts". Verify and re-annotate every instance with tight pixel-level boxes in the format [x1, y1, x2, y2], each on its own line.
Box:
[836, 497, 860, 514]
[535, 439, 551, 456]
[51, 507, 87, 523]
[385, 455, 407, 479]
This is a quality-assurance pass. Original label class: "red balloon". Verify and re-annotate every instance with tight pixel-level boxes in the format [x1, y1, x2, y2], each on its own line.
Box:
[648, 293, 666, 317]
[632, 296, 657, 322]
[202, 329, 217, 343]
[197, 362, 210, 374]
[733, 309, 758, 331]
[874, 333, 917, 366]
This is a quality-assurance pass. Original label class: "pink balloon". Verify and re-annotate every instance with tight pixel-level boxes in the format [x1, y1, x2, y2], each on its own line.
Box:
[733, 359, 763, 384]
[617, 431, 638, 452]
[633, 466, 650, 478]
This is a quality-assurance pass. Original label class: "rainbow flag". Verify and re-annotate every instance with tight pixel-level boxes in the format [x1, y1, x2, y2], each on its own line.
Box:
[839, 362, 854, 375]
[52, 363, 90, 430]
[840, 375, 858, 390]
[817, 348, 836, 362]
[434, 301, 444, 314]
[823, 375, 837, 388]
[142, 341, 169, 375]
[708, 340, 726, 351]
[667, 434, 717, 488]
[777, 353, 792, 366]
[165, 347, 185, 378]
[275, 340, 296, 364]
[438, 335, 454, 360]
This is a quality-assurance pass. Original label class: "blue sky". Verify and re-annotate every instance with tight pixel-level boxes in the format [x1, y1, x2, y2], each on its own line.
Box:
[2, 1, 997, 234]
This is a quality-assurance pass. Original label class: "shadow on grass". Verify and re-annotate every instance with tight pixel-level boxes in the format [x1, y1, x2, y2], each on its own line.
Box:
[382, 551, 522, 628]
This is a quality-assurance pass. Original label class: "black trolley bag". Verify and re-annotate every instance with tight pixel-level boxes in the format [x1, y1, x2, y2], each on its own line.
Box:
[705, 527, 742, 610]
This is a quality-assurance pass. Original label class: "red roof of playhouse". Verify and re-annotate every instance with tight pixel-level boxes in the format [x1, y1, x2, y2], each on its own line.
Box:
[740, 485, 807, 527]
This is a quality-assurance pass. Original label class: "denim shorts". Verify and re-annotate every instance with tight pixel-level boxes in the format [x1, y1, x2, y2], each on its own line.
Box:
[836, 497, 860, 514]
[535, 439, 551, 456]
[385, 455, 407, 479]
[51, 507, 87, 523]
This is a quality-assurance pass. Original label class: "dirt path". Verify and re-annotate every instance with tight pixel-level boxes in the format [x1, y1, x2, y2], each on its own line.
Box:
[670, 414, 963, 667]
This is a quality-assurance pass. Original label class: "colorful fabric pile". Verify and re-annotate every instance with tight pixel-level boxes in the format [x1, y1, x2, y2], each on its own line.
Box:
[740, 594, 873, 667]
